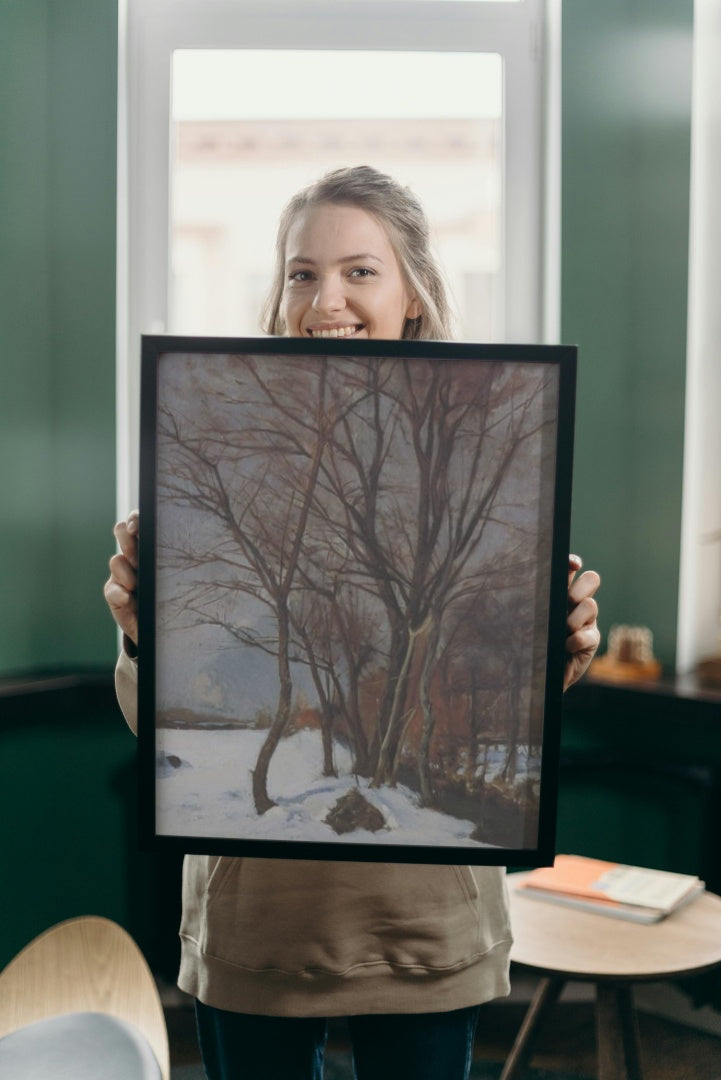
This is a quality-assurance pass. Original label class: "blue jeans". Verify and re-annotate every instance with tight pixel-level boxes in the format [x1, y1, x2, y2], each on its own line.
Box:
[195, 1000, 481, 1080]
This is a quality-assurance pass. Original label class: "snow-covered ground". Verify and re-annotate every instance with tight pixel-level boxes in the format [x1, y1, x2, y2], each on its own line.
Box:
[155, 726, 504, 848]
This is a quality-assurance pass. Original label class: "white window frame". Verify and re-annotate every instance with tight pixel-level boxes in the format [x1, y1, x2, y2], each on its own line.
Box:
[117, 0, 558, 512]
[676, 0, 721, 674]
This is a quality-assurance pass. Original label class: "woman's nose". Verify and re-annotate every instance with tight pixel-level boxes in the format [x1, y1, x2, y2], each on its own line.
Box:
[312, 274, 345, 314]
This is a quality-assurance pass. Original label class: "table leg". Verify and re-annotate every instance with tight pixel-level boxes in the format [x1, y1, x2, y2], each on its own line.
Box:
[499, 976, 565, 1080]
[596, 982, 643, 1080]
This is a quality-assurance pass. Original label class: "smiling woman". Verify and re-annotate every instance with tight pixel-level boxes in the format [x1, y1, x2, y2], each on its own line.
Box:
[106, 155, 599, 1079]
[263, 167, 452, 342]
[282, 205, 420, 340]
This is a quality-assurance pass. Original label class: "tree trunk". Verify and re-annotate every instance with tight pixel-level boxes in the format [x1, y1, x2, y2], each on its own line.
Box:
[501, 666, 521, 784]
[300, 637, 338, 779]
[344, 674, 371, 777]
[418, 617, 442, 805]
[252, 608, 293, 814]
[252, 721, 284, 814]
[467, 682, 481, 786]
[371, 625, 421, 787]
[320, 710, 337, 778]
[367, 623, 408, 775]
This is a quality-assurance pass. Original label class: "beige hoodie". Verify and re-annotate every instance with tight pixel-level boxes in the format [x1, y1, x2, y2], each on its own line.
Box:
[116, 650, 512, 1016]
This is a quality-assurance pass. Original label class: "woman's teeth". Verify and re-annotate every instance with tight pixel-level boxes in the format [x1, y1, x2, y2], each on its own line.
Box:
[310, 325, 360, 338]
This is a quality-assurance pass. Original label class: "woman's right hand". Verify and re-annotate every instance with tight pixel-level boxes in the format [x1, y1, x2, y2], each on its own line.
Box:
[104, 510, 139, 646]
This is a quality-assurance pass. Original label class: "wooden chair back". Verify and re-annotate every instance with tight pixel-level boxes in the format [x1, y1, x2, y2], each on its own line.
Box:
[0, 916, 169, 1080]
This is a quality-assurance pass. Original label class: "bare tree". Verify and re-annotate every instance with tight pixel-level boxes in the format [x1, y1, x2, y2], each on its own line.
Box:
[157, 356, 332, 813]
[290, 575, 379, 777]
[156, 352, 555, 818]
[317, 359, 554, 790]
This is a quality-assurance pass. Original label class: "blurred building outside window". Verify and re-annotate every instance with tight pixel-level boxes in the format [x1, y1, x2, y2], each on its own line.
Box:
[169, 50, 503, 342]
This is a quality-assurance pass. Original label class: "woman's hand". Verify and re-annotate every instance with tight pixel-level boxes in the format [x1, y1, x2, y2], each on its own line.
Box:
[564, 554, 601, 691]
[103, 510, 139, 647]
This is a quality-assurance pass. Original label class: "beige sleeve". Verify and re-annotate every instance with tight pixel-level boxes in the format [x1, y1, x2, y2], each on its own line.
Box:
[115, 647, 139, 736]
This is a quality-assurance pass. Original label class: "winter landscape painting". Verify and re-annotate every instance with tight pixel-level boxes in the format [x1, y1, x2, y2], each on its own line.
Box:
[138, 337, 576, 864]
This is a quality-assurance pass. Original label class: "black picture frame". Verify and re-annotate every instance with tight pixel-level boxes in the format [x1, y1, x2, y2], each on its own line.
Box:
[138, 335, 576, 865]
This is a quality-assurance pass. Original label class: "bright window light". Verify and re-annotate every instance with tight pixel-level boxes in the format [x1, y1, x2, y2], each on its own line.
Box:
[173, 50, 502, 121]
[170, 50, 504, 342]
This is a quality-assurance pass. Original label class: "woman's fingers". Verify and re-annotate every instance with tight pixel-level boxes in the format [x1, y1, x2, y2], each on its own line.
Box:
[113, 512, 139, 568]
[105, 511, 140, 645]
[566, 590, 600, 635]
[103, 575, 139, 643]
[564, 558, 601, 690]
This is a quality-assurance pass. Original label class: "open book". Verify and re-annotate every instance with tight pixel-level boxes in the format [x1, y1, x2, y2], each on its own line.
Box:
[515, 854, 705, 923]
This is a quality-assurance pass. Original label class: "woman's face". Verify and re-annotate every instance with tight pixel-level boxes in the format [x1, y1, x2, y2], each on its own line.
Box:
[280, 203, 421, 340]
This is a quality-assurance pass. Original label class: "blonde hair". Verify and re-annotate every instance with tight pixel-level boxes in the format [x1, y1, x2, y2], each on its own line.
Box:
[262, 165, 453, 341]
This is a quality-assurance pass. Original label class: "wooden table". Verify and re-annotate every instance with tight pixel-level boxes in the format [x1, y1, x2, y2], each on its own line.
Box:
[503, 873, 721, 1080]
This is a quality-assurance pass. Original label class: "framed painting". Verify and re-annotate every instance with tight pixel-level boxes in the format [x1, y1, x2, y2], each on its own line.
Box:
[138, 336, 576, 865]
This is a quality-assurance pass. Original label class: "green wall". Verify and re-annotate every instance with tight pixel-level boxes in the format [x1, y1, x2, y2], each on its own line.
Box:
[1, 2, 690, 673]
[0, 0, 698, 969]
[562, 0, 693, 669]
[0, 0, 134, 970]
[0, 0, 118, 676]
[0, 1, 693, 678]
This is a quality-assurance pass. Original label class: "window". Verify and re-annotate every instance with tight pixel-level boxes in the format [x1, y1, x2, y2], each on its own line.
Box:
[169, 49, 503, 340]
[118, 0, 557, 510]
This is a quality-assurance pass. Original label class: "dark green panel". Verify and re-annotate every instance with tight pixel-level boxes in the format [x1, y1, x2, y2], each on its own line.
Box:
[0, 686, 132, 966]
[47, 0, 118, 667]
[0, 1, 55, 671]
[0, 682, 184, 975]
[559, 682, 721, 889]
[0, 0, 118, 674]
[556, 771, 707, 878]
[562, 0, 693, 668]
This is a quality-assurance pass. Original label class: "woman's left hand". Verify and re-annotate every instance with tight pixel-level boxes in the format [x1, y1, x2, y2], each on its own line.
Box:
[564, 554, 601, 691]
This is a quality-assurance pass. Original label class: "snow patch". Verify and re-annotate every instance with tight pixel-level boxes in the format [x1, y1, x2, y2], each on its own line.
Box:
[155, 727, 500, 848]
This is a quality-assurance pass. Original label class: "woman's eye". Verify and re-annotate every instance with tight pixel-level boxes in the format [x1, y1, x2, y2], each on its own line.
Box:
[349, 267, 375, 279]
[288, 270, 313, 283]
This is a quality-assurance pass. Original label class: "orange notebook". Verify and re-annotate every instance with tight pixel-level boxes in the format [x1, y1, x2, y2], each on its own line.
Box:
[516, 855, 704, 923]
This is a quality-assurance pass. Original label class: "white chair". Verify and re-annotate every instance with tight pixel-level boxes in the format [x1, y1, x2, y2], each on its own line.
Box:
[0, 915, 170, 1079]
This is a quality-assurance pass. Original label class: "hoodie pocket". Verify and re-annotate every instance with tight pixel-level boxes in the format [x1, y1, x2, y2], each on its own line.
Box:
[454, 864, 480, 907]
[189, 858, 507, 976]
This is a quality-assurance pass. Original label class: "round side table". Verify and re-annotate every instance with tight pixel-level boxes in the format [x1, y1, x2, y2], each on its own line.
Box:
[502, 872, 721, 1080]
